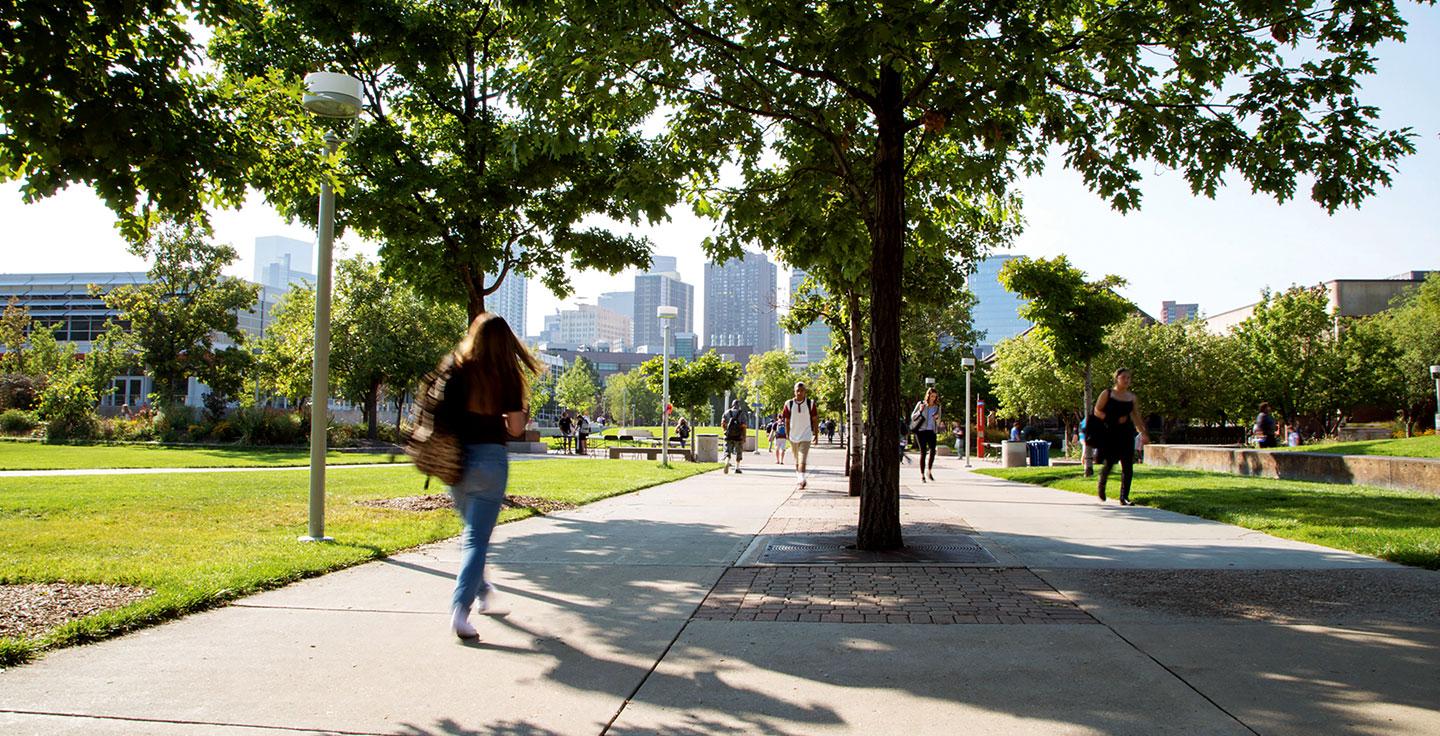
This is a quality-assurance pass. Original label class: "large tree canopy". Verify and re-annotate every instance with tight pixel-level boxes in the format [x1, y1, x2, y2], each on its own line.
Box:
[0, 1, 255, 238]
[548, 0, 1421, 549]
[214, 0, 682, 318]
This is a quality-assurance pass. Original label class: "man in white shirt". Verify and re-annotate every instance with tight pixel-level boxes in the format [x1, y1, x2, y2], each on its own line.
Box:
[782, 381, 819, 489]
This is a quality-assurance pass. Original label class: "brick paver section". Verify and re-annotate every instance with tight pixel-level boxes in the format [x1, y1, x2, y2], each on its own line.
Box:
[694, 566, 1096, 625]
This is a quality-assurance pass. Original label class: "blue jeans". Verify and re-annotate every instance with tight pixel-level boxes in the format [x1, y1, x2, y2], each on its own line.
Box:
[450, 443, 509, 612]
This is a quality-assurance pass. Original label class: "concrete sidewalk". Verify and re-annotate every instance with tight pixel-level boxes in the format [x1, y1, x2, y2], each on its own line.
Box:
[3, 448, 1438, 735]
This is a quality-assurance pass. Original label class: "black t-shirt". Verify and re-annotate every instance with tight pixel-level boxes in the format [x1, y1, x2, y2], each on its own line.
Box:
[437, 369, 523, 445]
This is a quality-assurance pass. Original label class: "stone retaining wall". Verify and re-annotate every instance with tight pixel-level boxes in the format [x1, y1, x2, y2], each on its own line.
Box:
[1144, 444, 1440, 496]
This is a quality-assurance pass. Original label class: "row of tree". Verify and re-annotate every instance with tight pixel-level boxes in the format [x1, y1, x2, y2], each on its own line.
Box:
[990, 272, 1440, 438]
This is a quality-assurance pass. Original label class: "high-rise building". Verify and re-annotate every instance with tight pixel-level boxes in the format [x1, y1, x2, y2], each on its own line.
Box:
[598, 291, 635, 342]
[253, 236, 315, 290]
[970, 254, 1033, 356]
[649, 255, 678, 273]
[786, 268, 831, 366]
[704, 251, 779, 352]
[674, 332, 698, 362]
[484, 273, 527, 334]
[1161, 301, 1200, 323]
[556, 303, 631, 350]
[634, 261, 693, 352]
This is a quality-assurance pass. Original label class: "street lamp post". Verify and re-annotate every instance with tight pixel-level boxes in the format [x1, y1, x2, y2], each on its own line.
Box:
[658, 306, 678, 466]
[962, 357, 976, 467]
[1431, 365, 1440, 433]
[753, 401, 763, 455]
[299, 71, 362, 543]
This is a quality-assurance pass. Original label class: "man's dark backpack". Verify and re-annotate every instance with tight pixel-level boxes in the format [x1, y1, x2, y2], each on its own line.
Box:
[405, 354, 464, 487]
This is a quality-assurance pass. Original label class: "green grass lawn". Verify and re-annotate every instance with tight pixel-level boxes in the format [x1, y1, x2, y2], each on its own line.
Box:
[978, 466, 1440, 571]
[1270, 434, 1440, 459]
[0, 442, 407, 470]
[0, 458, 720, 665]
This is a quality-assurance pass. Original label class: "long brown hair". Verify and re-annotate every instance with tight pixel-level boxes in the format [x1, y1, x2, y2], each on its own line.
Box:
[453, 313, 542, 414]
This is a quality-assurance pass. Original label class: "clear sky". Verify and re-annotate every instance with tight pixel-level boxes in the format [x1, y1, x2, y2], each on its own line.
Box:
[2, 7, 1435, 337]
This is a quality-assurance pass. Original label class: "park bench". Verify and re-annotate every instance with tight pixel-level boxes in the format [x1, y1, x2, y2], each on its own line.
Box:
[608, 445, 694, 462]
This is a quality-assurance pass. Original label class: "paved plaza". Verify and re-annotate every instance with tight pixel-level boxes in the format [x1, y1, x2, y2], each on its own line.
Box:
[3, 446, 1439, 735]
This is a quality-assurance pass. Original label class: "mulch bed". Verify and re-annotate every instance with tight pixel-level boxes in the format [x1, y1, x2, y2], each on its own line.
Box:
[357, 494, 578, 515]
[0, 583, 152, 640]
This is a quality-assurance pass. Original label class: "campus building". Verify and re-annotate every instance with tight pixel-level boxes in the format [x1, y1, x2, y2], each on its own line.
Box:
[1205, 271, 1435, 334]
[633, 259, 693, 352]
[786, 268, 831, 367]
[969, 254, 1033, 356]
[704, 251, 778, 352]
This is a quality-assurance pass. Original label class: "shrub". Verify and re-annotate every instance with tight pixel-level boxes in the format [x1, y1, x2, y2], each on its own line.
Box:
[155, 407, 199, 442]
[97, 416, 159, 442]
[38, 372, 99, 442]
[232, 407, 306, 446]
[208, 420, 240, 442]
[0, 409, 39, 435]
[0, 374, 42, 411]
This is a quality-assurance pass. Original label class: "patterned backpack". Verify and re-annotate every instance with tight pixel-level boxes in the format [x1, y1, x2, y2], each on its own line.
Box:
[405, 354, 464, 487]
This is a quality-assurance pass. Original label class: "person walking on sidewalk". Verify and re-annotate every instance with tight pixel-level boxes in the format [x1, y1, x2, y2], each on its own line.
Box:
[576, 414, 590, 455]
[782, 381, 819, 489]
[721, 400, 748, 474]
[1092, 367, 1149, 506]
[438, 313, 540, 640]
[911, 388, 942, 483]
[771, 413, 788, 464]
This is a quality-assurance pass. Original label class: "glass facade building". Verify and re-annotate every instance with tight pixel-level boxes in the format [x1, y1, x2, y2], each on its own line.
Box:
[704, 251, 779, 352]
[969, 254, 1033, 355]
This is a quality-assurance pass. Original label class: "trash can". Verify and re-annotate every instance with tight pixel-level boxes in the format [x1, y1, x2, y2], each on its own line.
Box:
[1027, 440, 1051, 467]
[1001, 441, 1027, 468]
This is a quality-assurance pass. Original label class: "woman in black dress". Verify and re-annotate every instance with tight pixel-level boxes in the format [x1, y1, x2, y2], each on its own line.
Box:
[1092, 367, 1150, 505]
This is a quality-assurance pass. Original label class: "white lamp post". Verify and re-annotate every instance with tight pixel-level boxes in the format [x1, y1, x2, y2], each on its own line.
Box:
[1431, 365, 1440, 433]
[962, 357, 976, 467]
[753, 401, 763, 455]
[299, 71, 362, 543]
[658, 305, 678, 466]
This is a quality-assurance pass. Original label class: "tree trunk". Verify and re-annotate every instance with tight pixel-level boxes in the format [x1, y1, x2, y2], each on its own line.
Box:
[395, 390, 405, 431]
[846, 291, 865, 497]
[857, 65, 905, 551]
[365, 382, 380, 440]
[1083, 361, 1094, 419]
[461, 266, 487, 322]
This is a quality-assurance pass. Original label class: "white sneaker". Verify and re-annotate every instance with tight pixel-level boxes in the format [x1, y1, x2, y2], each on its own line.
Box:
[451, 606, 478, 640]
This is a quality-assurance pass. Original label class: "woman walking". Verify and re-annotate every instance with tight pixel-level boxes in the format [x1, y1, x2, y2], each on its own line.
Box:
[438, 313, 541, 640]
[911, 388, 942, 482]
[1092, 367, 1149, 506]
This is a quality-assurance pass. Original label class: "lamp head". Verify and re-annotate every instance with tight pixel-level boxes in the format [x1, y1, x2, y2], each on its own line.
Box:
[1431, 365, 1440, 378]
[961, 357, 976, 370]
[303, 72, 363, 119]
[657, 305, 679, 320]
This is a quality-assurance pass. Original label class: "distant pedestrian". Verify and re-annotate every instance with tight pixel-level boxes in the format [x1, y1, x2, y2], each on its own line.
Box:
[438, 313, 539, 640]
[911, 388, 942, 482]
[1078, 415, 1095, 477]
[721, 400, 748, 474]
[675, 416, 691, 446]
[558, 412, 574, 454]
[771, 413, 788, 464]
[899, 416, 911, 463]
[576, 414, 590, 455]
[1254, 402, 1278, 448]
[1009, 421, 1022, 442]
[1092, 367, 1149, 506]
[825, 418, 836, 444]
[783, 382, 819, 489]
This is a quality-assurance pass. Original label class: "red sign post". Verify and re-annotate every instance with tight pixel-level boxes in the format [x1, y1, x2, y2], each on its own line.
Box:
[976, 399, 986, 457]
